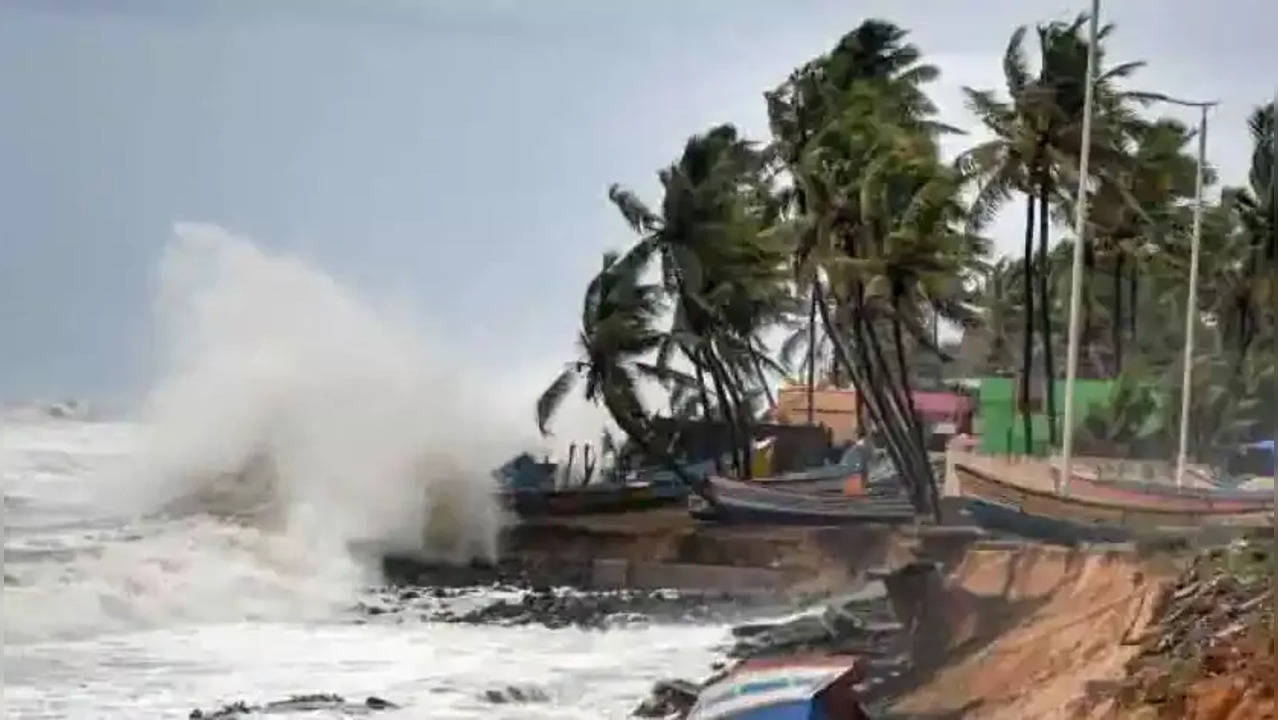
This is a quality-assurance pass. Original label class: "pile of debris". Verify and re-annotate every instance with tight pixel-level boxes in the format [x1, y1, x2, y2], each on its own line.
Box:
[1089, 540, 1274, 719]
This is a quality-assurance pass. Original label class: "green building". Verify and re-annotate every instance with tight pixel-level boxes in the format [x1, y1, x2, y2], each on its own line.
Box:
[977, 377, 1114, 456]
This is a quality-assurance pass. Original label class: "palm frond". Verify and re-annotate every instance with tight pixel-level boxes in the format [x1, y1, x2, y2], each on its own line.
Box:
[536, 366, 580, 436]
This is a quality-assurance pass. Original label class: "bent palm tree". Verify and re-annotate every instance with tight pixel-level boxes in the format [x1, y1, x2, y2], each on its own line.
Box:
[536, 251, 671, 458]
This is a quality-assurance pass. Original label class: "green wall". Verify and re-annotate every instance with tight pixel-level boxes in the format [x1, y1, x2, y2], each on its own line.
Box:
[978, 377, 1113, 456]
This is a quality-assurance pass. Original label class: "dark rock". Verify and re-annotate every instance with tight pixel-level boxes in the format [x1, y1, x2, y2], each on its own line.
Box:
[189, 693, 399, 718]
[365, 696, 398, 709]
[483, 685, 549, 703]
[632, 679, 700, 718]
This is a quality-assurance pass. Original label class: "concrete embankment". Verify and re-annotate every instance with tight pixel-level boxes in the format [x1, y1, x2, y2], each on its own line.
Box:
[493, 509, 980, 597]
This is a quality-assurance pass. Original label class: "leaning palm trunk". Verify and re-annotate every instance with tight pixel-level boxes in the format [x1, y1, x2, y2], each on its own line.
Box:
[890, 300, 939, 516]
[749, 344, 777, 411]
[861, 310, 936, 511]
[691, 357, 722, 474]
[816, 281, 937, 517]
[1021, 191, 1037, 454]
[717, 346, 755, 478]
[702, 346, 744, 477]
[1038, 182, 1058, 446]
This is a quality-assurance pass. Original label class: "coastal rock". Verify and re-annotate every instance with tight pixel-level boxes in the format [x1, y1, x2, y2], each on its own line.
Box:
[360, 583, 755, 630]
[632, 679, 700, 718]
[481, 685, 550, 703]
[188, 694, 399, 718]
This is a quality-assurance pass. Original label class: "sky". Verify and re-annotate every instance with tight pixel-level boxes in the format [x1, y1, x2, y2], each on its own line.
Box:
[2, 0, 1275, 412]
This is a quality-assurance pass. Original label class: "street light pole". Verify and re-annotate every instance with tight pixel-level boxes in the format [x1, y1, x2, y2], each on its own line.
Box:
[1058, 0, 1100, 496]
[1172, 101, 1216, 488]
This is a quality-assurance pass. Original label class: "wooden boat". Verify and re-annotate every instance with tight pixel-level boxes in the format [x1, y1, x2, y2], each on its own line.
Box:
[687, 654, 869, 720]
[954, 462, 1272, 543]
[502, 461, 713, 518]
[689, 474, 916, 525]
[1052, 470, 1272, 513]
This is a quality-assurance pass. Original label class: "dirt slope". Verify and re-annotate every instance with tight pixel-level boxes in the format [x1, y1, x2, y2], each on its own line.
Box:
[889, 544, 1174, 719]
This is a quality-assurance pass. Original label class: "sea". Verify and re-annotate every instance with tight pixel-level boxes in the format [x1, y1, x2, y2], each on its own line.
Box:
[3, 225, 731, 719]
[2, 418, 729, 719]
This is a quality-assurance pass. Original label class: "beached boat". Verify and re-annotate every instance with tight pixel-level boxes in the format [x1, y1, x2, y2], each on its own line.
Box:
[502, 461, 714, 518]
[1052, 470, 1272, 513]
[686, 654, 869, 720]
[954, 461, 1272, 543]
[689, 473, 915, 526]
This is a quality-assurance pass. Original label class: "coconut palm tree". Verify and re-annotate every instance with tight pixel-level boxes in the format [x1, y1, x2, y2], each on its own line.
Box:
[1088, 118, 1201, 373]
[769, 22, 969, 516]
[607, 124, 791, 477]
[767, 20, 950, 433]
[961, 15, 1143, 449]
[536, 251, 675, 460]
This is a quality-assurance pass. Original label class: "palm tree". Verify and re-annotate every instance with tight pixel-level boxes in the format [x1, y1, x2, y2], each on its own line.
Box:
[536, 251, 674, 462]
[769, 21, 968, 516]
[972, 257, 1021, 375]
[961, 15, 1142, 450]
[608, 124, 791, 477]
[1089, 118, 1200, 372]
[767, 20, 949, 434]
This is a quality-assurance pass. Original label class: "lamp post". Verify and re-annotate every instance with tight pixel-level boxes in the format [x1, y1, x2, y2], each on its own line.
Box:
[1058, 0, 1100, 496]
[1148, 98, 1218, 488]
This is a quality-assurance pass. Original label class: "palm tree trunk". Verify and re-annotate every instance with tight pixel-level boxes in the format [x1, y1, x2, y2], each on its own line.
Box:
[1129, 262, 1138, 344]
[1038, 182, 1058, 446]
[815, 281, 934, 517]
[689, 348, 721, 474]
[749, 341, 777, 411]
[1083, 240, 1097, 376]
[854, 290, 934, 513]
[703, 347, 743, 478]
[806, 284, 817, 424]
[892, 298, 940, 515]
[860, 317, 938, 518]
[1021, 192, 1037, 454]
[1113, 251, 1124, 374]
[933, 304, 942, 389]
[718, 347, 755, 478]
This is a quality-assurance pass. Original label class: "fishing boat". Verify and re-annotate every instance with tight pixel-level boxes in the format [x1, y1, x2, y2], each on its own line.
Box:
[501, 461, 714, 518]
[687, 654, 869, 720]
[1052, 468, 1272, 513]
[688, 473, 915, 526]
[954, 461, 1272, 543]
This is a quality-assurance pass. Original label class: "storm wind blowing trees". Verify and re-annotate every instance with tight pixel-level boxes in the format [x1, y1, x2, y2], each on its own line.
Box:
[537, 10, 1275, 510]
[961, 15, 1144, 451]
[765, 20, 982, 516]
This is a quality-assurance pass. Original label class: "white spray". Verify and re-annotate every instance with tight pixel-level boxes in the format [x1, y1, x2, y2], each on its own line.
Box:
[5, 224, 536, 640]
[139, 222, 523, 560]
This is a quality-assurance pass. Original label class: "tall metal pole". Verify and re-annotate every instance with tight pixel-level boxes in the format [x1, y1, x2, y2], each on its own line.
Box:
[1174, 106, 1210, 488]
[1058, 0, 1100, 496]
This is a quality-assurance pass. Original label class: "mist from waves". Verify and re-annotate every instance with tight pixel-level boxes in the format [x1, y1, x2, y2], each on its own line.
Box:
[4, 223, 541, 641]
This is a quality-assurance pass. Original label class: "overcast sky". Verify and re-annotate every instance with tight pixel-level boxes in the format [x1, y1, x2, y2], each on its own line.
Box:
[2, 0, 1275, 406]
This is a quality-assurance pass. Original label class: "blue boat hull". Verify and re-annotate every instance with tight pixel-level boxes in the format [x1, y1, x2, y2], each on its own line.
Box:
[690, 475, 915, 526]
[961, 496, 1130, 545]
